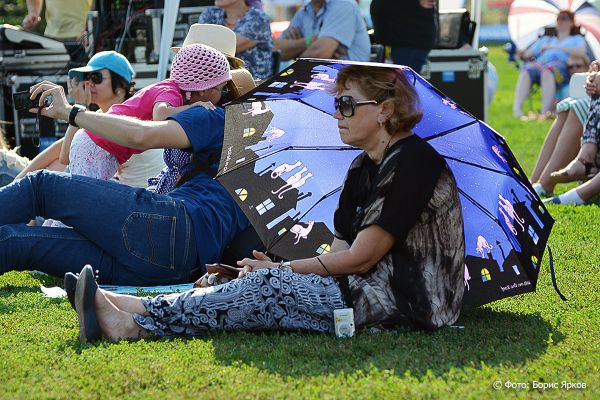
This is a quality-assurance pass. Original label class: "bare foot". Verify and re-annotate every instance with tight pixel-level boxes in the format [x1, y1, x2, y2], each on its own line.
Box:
[95, 289, 148, 340]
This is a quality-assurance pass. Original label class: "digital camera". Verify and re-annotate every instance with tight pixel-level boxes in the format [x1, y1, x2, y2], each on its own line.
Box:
[12, 91, 44, 111]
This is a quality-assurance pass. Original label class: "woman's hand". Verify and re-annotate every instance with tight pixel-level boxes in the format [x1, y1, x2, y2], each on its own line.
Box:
[67, 77, 92, 106]
[22, 13, 41, 31]
[237, 250, 278, 278]
[585, 71, 600, 96]
[284, 26, 303, 40]
[191, 100, 216, 111]
[29, 81, 72, 121]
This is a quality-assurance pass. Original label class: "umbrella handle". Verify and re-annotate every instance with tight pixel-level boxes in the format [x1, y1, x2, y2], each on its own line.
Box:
[547, 245, 567, 302]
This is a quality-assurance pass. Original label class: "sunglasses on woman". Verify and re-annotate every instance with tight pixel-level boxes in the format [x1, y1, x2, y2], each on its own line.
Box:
[334, 95, 378, 117]
[212, 85, 230, 96]
[84, 71, 107, 84]
[568, 63, 585, 70]
[556, 15, 570, 22]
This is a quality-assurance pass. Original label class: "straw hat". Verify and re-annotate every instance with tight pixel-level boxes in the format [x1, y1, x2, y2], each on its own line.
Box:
[231, 68, 256, 96]
[172, 23, 244, 68]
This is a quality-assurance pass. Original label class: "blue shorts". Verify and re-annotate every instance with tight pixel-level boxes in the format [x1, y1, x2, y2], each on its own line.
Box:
[525, 60, 568, 85]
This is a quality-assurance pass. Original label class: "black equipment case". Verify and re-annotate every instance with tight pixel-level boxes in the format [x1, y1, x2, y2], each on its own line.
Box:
[421, 48, 488, 121]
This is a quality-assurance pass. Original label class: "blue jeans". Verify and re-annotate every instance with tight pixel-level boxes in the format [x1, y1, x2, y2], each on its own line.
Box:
[0, 171, 197, 285]
[390, 47, 431, 72]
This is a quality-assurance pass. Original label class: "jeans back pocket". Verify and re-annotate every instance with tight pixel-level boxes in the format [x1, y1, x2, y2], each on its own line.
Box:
[122, 212, 176, 269]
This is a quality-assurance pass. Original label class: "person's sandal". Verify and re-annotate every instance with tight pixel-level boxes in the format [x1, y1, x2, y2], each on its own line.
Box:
[550, 158, 598, 183]
[64, 272, 78, 310]
[74, 265, 102, 343]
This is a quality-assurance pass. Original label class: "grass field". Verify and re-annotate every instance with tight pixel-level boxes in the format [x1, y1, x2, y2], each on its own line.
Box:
[1, 46, 599, 399]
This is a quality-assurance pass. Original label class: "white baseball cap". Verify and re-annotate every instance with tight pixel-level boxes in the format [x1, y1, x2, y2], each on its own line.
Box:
[172, 23, 244, 67]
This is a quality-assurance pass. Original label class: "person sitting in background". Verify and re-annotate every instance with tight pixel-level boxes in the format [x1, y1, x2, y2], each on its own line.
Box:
[149, 23, 257, 194]
[554, 54, 590, 100]
[544, 71, 600, 205]
[530, 59, 597, 198]
[13, 51, 165, 188]
[275, 0, 370, 62]
[58, 47, 221, 193]
[512, 10, 587, 120]
[65, 65, 465, 343]
[199, 0, 274, 80]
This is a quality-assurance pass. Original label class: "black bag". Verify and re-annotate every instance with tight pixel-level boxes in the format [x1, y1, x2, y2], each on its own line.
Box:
[436, 9, 476, 49]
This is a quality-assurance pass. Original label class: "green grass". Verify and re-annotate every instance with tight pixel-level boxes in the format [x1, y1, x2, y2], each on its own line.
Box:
[1, 46, 599, 399]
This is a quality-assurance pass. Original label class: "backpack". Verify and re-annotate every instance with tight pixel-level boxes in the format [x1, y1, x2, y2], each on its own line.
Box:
[436, 9, 477, 49]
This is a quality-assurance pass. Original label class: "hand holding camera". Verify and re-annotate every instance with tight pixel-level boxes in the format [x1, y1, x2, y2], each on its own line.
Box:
[12, 91, 47, 111]
[25, 81, 73, 121]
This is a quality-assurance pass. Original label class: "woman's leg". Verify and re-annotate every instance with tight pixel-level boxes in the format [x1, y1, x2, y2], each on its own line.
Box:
[546, 171, 600, 205]
[0, 171, 195, 284]
[530, 111, 568, 183]
[576, 172, 600, 201]
[540, 69, 557, 115]
[124, 269, 345, 339]
[95, 289, 150, 340]
[0, 224, 115, 277]
[513, 71, 532, 117]
[103, 290, 148, 314]
[537, 110, 584, 191]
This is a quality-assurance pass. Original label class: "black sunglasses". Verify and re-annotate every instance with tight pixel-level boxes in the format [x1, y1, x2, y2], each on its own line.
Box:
[84, 71, 106, 84]
[334, 95, 378, 117]
[568, 63, 585, 70]
[212, 85, 230, 96]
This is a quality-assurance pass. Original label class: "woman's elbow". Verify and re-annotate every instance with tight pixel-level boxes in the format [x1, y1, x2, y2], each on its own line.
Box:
[129, 129, 151, 150]
[353, 259, 378, 275]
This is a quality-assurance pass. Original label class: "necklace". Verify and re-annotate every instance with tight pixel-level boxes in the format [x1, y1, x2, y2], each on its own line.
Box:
[382, 135, 393, 160]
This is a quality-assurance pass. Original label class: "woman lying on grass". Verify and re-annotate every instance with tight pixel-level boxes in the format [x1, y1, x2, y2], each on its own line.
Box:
[0, 45, 249, 286]
[69, 65, 466, 342]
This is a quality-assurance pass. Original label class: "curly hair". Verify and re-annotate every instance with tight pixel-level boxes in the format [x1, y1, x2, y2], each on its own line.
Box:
[334, 65, 422, 133]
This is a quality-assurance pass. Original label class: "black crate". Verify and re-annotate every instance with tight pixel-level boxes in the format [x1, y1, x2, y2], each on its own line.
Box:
[421, 49, 488, 121]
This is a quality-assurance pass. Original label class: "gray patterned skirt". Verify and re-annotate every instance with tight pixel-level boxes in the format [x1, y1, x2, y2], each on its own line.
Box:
[133, 268, 346, 337]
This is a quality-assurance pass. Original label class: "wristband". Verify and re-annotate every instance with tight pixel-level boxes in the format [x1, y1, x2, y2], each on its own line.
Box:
[305, 35, 312, 48]
[278, 260, 293, 271]
[68, 104, 86, 127]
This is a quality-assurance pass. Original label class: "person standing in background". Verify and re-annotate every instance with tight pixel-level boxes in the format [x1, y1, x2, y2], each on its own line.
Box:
[199, 0, 274, 80]
[370, 0, 437, 72]
[22, 0, 93, 64]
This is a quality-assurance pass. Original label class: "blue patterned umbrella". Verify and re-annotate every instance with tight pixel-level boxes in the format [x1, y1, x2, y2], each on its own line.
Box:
[216, 59, 554, 306]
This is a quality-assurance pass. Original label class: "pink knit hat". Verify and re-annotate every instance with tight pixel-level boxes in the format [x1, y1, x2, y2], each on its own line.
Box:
[170, 43, 231, 92]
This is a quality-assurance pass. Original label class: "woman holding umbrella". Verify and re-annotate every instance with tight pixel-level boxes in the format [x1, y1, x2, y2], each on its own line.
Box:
[68, 65, 466, 342]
